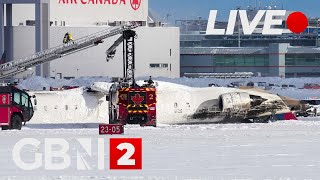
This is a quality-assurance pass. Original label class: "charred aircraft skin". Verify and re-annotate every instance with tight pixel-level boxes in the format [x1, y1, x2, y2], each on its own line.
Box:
[190, 93, 289, 123]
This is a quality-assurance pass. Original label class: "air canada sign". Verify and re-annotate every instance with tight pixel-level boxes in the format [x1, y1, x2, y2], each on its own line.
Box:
[53, 0, 147, 23]
[58, 0, 142, 11]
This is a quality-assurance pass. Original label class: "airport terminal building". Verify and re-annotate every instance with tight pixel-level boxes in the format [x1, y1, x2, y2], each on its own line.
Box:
[178, 10, 320, 78]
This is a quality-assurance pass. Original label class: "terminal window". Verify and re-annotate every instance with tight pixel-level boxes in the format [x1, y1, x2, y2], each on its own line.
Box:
[150, 64, 169, 68]
[150, 64, 160, 68]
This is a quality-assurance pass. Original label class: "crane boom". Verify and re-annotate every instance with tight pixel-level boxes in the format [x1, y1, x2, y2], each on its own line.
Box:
[106, 35, 124, 62]
[0, 23, 138, 79]
[105, 30, 136, 86]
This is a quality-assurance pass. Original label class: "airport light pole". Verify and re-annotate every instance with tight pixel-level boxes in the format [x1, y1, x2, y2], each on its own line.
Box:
[317, 19, 319, 47]
[237, 6, 241, 47]
[198, 16, 201, 33]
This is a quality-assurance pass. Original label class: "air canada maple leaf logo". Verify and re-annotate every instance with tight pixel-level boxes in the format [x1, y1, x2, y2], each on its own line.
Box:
[131, 94, 144, 105]
[130, 0, 141, 11]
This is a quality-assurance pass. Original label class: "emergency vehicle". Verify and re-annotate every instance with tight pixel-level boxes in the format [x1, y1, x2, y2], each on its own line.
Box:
[302, 97, 320, 117]
[0, 85, 35, 130]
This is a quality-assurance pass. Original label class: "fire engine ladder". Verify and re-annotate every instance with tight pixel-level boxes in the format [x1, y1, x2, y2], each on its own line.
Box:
[0, 23, 138, 79]
[106, 30, 136, 86]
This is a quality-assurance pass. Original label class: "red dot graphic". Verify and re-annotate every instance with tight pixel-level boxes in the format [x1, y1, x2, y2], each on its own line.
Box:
[286, 12, 308, 34]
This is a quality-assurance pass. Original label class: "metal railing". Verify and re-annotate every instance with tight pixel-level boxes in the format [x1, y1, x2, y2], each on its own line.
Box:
[184, 72, 254, 79]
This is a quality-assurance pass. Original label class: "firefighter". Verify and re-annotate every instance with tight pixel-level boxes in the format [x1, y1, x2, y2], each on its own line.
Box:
[147, 76, 154, 87]
[68, 33, 73, 42]
[63, 32, 73, 44]
[63, 33, 68, 44]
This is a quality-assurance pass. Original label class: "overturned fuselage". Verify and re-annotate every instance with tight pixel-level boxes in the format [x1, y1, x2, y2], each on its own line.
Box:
[155, 82, 297, 124]
[28, 81, 296, 125]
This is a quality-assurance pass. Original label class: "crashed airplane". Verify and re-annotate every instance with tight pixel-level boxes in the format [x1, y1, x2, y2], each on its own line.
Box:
[90, 81, 297, 125]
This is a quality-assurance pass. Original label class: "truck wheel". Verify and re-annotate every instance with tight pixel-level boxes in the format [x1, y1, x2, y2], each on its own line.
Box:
[11, 115, 22, 130]
[1, 126, 9, 130]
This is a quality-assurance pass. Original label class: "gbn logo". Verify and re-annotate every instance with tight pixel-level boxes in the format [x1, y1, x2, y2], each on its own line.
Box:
[206, 10, 308, 35]
[12, 138, 142, 171]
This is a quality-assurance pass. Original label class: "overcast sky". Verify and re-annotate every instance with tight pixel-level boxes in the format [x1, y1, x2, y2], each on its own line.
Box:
[149, 0, 319, 23]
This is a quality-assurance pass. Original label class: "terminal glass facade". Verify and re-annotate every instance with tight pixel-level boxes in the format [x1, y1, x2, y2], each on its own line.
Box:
[181, 54, 271, 76]
[285, 54, 320, 66]
[215, 55, 268, 67]
[285, 54, 320, 77]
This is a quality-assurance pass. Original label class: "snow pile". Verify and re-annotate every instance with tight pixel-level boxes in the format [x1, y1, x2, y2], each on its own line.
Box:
[18, 76, 111, 91]
[18, 76, 69, 91]
[68, 76, 111, 87]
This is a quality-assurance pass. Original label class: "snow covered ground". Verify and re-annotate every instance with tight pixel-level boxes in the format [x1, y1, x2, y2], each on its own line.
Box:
[0, 76, 318, 179]
[1, 118, 320, 179]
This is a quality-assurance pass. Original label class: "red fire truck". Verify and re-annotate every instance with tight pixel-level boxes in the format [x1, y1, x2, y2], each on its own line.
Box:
[108, 83, 157, 127]
[0, 85, 35, 130]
